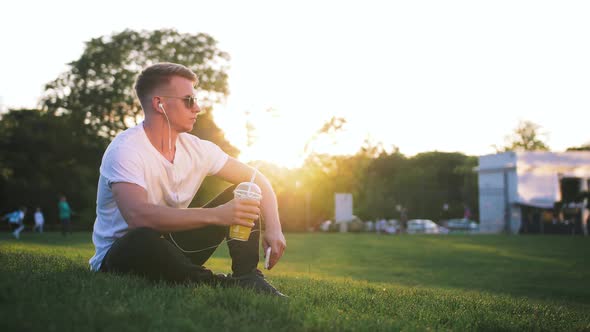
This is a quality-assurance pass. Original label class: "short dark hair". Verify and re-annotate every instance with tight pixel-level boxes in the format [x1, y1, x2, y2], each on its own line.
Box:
[134, 62, 198, 108]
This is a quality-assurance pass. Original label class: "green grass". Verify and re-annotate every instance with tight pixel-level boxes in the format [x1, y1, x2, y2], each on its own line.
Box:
[1, 232, 589, 331]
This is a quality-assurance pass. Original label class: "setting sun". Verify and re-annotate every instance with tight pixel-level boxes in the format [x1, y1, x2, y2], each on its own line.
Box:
[214, 102, 371, 168]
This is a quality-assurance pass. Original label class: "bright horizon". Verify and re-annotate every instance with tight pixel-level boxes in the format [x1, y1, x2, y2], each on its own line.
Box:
[1, 0, 589, 168]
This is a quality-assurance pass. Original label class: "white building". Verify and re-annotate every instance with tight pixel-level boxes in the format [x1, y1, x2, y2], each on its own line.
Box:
[334, 193, 354, 232]
[477, 151, 590, 234]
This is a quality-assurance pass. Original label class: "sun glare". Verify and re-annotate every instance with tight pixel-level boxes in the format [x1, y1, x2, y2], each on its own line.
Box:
[214, 106, 312, 168]
[213, 102, 374, 169]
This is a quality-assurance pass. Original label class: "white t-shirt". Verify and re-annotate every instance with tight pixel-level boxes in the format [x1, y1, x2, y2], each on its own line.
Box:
[88, 123, 229, 271]
[34, 212, 44, 225]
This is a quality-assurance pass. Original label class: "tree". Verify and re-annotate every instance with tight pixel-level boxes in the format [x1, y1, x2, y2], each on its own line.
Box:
[0, 109, 106, 226]
[494, 120, 550, 152]
[566, 143, 590, 151]
[38, 29, 240, 210]
[41, 29, 235, 154]
[303, 116, 347, 155]
[356, 151, 478, 222]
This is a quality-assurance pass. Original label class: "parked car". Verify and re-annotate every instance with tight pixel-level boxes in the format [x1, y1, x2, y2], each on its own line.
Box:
[375, 219, 400, 234]
[407, 219, 447, 234]
[446, 218, 479, 233]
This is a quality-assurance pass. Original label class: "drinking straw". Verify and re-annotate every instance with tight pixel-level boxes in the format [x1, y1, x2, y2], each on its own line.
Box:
[248, 168, 257, 194]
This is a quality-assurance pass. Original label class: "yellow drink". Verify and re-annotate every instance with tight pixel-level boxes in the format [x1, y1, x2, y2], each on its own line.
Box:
[229, 182, 262, 241]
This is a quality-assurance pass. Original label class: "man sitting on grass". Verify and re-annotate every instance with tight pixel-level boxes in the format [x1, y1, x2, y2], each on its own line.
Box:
[88, 62, 287, 297]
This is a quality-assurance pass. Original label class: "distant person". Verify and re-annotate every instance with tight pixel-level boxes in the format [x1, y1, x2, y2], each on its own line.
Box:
[88, 62, 286, 297]
[11, 207, 27, 240]
[463, 205, 472, 220]
[33, 207, 45, 233]
[440, 203, 450, 222]
[58, 196, 72, 236]
[3, 209, 20, 234]
[364, 220, 374, 232]
[400, 207, 408, 232]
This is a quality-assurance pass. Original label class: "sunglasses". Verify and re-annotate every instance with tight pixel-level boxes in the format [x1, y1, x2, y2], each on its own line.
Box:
[160, 95, 199, 108]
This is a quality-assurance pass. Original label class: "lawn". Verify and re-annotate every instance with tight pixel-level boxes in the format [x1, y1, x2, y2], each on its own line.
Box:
[1, 232, 589, 331]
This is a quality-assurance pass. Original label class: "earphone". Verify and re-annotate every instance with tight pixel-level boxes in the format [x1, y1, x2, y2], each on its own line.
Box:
[158, 102, 172, 151]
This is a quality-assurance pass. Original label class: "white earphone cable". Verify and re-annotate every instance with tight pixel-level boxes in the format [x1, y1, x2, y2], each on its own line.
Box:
[167, 229, 261, 254]
[158, 115, 261, 255]
[161, 108, 172, 151]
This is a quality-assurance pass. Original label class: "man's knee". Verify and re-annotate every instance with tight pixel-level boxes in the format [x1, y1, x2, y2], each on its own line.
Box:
[102, 227, 163, 272]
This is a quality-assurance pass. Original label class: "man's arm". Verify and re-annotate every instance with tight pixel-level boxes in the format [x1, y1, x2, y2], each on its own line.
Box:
[112, 182, 259, 232]
[215, 157, 287, 270]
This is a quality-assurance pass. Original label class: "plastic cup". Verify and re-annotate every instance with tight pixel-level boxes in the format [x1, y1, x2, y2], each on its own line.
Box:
[229, 182, 262, 241]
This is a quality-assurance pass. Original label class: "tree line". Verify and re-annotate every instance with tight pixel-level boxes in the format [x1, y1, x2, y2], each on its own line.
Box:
[1, 29, 587, 230]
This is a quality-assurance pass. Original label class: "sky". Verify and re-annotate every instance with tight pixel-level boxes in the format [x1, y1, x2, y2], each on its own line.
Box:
[1, 0, 589, 168]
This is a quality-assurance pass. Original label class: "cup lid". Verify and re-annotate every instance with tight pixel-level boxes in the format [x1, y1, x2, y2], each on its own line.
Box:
[233, 189, 262, 199]
[236, 182, 261, 193]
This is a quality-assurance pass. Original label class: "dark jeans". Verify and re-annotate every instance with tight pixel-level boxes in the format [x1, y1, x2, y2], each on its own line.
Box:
[99, 185, 260, 284]
[60, 218, 71, 235]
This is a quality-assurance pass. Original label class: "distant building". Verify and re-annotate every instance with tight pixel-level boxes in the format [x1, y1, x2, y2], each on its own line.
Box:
[477, 151, 590, 234]
[334, 193, 354, 232]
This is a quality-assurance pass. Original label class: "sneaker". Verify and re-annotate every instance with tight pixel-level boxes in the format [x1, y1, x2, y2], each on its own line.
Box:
[200, 273, 227, 287]
[229, 270, 287, 297]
